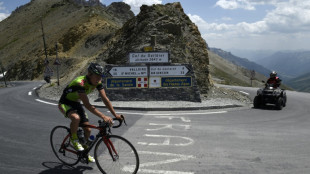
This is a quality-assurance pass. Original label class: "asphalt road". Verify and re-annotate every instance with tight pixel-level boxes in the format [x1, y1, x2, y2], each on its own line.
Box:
[1, 82, 310, 174]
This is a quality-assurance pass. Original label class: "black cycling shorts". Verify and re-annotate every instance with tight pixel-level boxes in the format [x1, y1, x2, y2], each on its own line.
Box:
[58, 102, 89, 126]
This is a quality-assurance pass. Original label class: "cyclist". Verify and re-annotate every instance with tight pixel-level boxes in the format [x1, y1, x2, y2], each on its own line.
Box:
[58, 62, 122, 163]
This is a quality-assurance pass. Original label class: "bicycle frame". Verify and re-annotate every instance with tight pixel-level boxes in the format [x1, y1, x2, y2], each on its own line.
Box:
[51, 116, 139, 173]
[59, 122, 119, 162]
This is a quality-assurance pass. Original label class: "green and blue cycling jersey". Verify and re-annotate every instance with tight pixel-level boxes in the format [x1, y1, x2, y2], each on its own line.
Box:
[59, 75, 104, 104]
[58, 75, 104, 124]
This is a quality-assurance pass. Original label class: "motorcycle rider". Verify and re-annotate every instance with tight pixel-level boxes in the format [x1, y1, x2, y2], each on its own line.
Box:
[266, 71, 281, 88]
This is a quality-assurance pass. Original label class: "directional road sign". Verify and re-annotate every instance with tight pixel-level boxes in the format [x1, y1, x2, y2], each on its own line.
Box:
[107, 66, 148, 77]
[53, 58, 61, 65]
[150, 65, 190, 76]
[44, 66, 53, 76]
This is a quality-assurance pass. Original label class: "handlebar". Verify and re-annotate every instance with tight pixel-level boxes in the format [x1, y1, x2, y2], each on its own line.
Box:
[98, 115, 126, 128]
[112, 115, 127, 128]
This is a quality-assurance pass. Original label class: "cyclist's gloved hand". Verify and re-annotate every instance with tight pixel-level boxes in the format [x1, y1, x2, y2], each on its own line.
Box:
[103, 116, 113, 125]
[115, 114, 124, 120]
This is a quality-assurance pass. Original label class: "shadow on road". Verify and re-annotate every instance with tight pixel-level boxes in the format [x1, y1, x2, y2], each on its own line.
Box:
[40, 162, 93, 174]
[252, 105, 283, 111]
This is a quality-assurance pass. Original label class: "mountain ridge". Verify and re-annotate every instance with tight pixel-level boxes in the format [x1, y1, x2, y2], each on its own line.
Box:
[0, 0, 134, 80]
[286, 72, 310, 92]
[210, 47, 271, 77]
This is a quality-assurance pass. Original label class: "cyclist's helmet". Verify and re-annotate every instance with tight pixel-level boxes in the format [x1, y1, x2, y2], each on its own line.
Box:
[270, 71, 277, 78]
[88, 63, 104, 76]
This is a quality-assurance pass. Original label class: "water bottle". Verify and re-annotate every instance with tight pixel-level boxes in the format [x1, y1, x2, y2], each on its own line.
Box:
[86, 135, 95, 146]
[77, 129, 85, 145]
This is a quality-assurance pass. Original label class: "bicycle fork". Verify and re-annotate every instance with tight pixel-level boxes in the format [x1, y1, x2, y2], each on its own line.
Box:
[103, 137, 119, 161]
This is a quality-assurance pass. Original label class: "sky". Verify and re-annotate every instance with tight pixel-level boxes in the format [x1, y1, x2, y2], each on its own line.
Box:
[1, 0, 310, 52]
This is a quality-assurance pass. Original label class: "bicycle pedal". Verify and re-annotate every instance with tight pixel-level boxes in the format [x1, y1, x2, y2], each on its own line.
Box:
[80, 158, 89, 164]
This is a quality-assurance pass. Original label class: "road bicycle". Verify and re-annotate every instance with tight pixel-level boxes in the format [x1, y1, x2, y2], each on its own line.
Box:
[50, 116, 139, 174]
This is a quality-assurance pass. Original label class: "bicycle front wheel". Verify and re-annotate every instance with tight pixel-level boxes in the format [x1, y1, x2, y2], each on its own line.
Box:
[94, 135, 139, 174]
[50, 126, 80, 166]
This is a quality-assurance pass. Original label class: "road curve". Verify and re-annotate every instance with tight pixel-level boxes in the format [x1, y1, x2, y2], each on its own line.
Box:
[0, 82, 140, 174]
[1, 82, 310, 174]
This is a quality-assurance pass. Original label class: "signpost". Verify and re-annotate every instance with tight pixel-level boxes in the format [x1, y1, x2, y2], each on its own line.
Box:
[44, 66, 53, 76]
[103, 48, 200, 101]
[106, 51, 194, 90]
[106, 64, 192, 88]
[129, 52, 169, 63]
[54, 43, 61, 86]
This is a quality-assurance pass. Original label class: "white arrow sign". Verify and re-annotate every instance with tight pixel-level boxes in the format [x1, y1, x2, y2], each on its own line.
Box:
[108, 66, 148, 77]
[150, 65, 189, 76]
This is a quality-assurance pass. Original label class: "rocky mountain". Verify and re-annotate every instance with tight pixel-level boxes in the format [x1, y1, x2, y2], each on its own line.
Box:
[96, 2, 211, 93]
[210, 48, 271, 77]
[1, 1, 212, 95]
[0, 0, 134, 80]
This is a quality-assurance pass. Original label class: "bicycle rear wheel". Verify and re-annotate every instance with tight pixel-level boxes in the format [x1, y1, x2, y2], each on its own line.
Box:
[94, 135, 139, 174]
[50, 126, 80, 166]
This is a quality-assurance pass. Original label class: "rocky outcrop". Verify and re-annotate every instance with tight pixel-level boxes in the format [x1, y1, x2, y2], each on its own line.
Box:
[97, 2, 211, 93]
[105, 2, 135, 24]
[68, 0, 102, 7]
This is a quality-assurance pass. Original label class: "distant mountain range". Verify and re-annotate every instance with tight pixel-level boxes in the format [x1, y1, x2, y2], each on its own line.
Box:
[222, 49, 310, 92]
[208, 49, 268, 88]
[258, 51, 310, 80]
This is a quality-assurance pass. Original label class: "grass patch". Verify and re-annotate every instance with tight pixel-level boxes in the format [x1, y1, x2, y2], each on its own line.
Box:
[211, 66, 249, 86]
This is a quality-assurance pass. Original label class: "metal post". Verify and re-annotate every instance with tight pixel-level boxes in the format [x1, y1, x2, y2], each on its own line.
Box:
[0, 64, 7, 87]
[41, 19, 48, 61]
[41, 18, 52, 84]
[251, 70, 255, 87]
[55, 43, 60, 86]
[151, 35, 156, 51]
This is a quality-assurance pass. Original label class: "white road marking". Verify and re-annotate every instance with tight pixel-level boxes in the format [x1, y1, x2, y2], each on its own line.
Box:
[28, 91, 32, 95]
[35, 99, 58, 106]
[239, 91, 250, 95]
[138, 134, 194, 146]
[132, 169, 194, 174]
[123, 151, 195, 174]
[155, 116, 191, 122]
[147, 123, 191, 131]
[109, 111, 227, 116]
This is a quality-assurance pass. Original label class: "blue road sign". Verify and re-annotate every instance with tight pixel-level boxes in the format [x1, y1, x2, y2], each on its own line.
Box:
[161, 77, 192, 87]
[106, 78, 137, 89]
